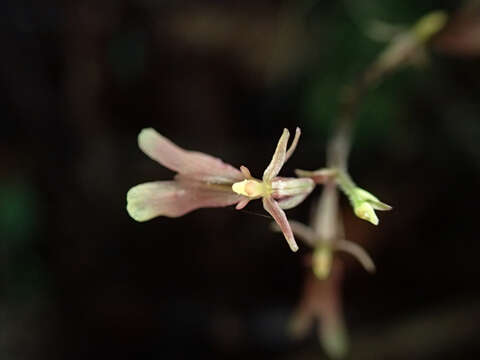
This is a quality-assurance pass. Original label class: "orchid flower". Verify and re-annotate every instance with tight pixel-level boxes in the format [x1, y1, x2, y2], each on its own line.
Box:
[230, 128, 314, 252]
[290, 223, 376, 279]
[272, 183, 375, 279]
[126, 128, 314, 252]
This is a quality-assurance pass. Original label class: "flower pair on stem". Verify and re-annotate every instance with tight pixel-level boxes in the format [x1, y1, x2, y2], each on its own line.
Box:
[127, 127, 314, 252]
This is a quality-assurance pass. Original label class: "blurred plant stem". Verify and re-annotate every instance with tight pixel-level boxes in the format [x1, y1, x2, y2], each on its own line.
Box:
[296, 10, 448, 359]
[322, 9, 448, 249]
[328, 10, 448, 170]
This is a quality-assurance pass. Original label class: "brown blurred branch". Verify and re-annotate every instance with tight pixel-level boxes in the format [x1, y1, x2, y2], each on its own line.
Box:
[327, 11, 448, 170]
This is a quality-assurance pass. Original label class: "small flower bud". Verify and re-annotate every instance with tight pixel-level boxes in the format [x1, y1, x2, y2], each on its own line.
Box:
[348, 187, 391, 225]
[355, 188, 392, 211]
[354, 202, 379, 226]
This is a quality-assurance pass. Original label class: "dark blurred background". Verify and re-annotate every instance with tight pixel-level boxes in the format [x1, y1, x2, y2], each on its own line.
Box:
[1, 0, 480, 359]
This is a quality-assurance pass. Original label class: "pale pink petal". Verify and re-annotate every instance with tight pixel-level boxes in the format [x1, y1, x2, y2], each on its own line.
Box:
[138, 128, 244, 184]
[285, 127, 301, 161]
[126, 180, 243, 221]
[262, 129, 289, 182]
[262, 196, 298, 252]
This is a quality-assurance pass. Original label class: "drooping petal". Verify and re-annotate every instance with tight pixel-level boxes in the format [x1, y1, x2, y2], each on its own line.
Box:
[285, 127, 301, 161]
[335, 240, 376, 273]
[138, 128, 244, 184]
[262, 128, 289, 182]
[126, 180, 243, 221]
[262, 196, 298, 252]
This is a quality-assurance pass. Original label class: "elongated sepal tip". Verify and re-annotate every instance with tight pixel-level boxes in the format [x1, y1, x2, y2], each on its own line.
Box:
[335, 240, 376, 273]
[270, 223, 300, 252]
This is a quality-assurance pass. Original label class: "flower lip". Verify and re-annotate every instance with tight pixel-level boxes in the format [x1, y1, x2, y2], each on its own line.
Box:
[127, 179, 244, 220]
[127, 128, 247, 221]
[138, 128, 244, 184]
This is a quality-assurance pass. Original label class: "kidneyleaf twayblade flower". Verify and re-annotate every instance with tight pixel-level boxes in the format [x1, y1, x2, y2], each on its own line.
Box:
[273, 183, 375, 279]
[231, 128, 314, 251]
[126, 128, 314, 252]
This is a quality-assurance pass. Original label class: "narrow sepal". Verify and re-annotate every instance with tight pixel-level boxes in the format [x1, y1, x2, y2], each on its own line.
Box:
[262, 196, 298, 252]
[285, 127, 301, 161]
[335, 240, 376, 273]
[262, 129, 289, 182]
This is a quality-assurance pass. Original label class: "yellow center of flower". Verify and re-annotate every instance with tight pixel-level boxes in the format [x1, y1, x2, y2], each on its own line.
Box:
[232, 179, 268, 198]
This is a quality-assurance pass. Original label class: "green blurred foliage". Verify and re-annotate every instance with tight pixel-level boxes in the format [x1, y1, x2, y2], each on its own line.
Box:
[108, 29, 147, 83]
[0, 180, 48, 303]
[0, 180, 38, 244]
